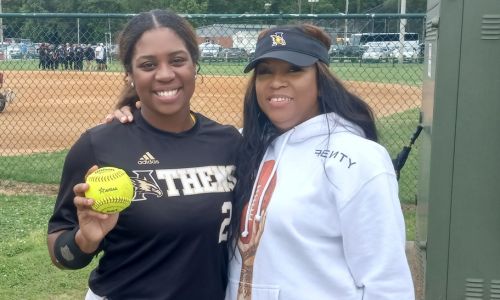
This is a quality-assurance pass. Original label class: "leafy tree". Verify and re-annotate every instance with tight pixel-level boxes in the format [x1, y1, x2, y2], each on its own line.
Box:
[2, 0, 426, 14]
[0, 0, 425, 44]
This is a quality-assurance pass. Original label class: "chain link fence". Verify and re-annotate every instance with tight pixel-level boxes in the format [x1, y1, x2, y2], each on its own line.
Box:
[0, 13, 424, 203]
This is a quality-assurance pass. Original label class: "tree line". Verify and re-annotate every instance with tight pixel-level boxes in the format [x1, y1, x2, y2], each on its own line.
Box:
[3, 0, 426, 15]
[2, 0, 427, 14]
[1, 0, 426, 46]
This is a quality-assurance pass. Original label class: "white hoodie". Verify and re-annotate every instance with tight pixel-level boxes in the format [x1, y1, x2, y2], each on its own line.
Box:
[226, 113, 414, 300]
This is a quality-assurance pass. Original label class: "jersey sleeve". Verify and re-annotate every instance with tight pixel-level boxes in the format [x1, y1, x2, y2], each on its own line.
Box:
[47, 131, 99, 234]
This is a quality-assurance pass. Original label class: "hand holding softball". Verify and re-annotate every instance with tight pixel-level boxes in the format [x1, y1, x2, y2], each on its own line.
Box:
[72, 166, 134, 253]
[72, 166, 116, 253]
[85, 167, 134, 214]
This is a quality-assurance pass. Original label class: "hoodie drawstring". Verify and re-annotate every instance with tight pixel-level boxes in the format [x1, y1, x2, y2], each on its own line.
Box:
[241, 129, 294, 237]
[241, 155, 267, 238]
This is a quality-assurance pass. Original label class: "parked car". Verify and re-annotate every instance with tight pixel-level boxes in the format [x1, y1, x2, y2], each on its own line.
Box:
[248, 48, 256, 60]
[389, 41, 420, 63]
[200, 43, 222, 61]
[328, 44, 365, 62]
[6, 45, 22, 59]
[361, 45, 391, 63]
[217, 47, 248, 62]
[24, 45, 39, 59]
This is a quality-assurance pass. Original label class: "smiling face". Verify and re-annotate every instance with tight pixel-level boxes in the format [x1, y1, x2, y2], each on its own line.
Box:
[255, 59, 320, 132]
[129, 27, 196, 132]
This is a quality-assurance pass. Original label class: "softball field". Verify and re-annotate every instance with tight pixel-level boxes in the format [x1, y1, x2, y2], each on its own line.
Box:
[0, 70, 421, 155]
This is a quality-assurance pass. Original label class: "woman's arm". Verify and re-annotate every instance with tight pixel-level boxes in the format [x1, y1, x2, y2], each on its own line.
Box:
[48, 166, 119, 269]
[340, 172, 414, 299]
[47, 130, 123, 268]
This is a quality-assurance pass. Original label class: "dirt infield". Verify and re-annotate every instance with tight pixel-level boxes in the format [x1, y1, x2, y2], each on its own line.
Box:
[0, 70, 421, 155]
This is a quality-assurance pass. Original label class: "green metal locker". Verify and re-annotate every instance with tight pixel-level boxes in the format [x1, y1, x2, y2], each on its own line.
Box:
[417, 0, 500, 299]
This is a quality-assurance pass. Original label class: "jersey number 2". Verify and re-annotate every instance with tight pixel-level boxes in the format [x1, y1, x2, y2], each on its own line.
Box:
[218, 201, 232, 243]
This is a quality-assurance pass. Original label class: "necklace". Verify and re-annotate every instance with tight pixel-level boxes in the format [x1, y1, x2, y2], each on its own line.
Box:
[190, 112, 196, 126]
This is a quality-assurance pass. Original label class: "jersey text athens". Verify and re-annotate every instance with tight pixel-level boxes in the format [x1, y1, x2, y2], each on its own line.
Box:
[131, 165, 236, 200]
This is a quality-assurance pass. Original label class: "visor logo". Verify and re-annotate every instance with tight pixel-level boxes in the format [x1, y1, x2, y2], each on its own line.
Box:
[270, 32, 286, 47]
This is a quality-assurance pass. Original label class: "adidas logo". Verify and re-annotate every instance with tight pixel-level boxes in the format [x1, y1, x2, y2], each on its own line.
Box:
[138, 152, 160, 165]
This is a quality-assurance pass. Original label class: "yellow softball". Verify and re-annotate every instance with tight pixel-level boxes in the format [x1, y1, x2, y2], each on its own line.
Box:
[85, 167, 134, 214]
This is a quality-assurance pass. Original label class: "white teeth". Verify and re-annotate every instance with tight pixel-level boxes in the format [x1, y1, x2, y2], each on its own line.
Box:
[156, 89, 178, 97]
[270, 97, 291, 102]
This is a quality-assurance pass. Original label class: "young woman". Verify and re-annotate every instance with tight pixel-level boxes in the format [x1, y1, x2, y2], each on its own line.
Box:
[226, 24, 414, 300]
[47, 10, 241, 300]
[107, 24, 414, 300]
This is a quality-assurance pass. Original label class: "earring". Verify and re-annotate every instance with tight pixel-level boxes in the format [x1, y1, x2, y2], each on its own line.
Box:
[194, 74, 197, 80]
[131, 82, 134, 88]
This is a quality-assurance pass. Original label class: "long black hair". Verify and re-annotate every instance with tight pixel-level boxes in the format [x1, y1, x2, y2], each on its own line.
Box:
[229, 24, 378, 249]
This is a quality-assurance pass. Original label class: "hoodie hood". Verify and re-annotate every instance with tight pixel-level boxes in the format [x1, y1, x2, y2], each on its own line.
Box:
[240, 112, 364, 239]
[286, 112, 365, 144]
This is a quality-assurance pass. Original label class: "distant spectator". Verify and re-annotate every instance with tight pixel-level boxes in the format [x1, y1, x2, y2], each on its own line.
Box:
[84, 44, 95, 71]
[67, 44, 75, 70]
[56, 45, 65, 70]
[102, 45, 108, 70]
[74, 44, 84, 71]
[20, 43, 28, 60]
[95, 43, 105, 71]
[47, 45, 56, 70]
[64, 43, 71, 70]
[38, 43, 48, 70]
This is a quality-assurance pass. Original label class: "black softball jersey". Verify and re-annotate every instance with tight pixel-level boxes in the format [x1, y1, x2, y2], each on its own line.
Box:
[48, 110, 241, 300]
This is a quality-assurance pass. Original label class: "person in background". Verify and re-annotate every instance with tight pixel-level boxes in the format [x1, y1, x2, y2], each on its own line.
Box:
[102, 44, 108, 70]
[53, 45, 63, 70]
[64, 43, 72, 70]
[84, 44, 95, 71]
[94, 43, 105, 71]
[47, 9, 240, 300]
[47, 44, 56, 70]
[74, 44, 84, 71]
[38, 43, 48, 70]
[107, 24, 414, 300]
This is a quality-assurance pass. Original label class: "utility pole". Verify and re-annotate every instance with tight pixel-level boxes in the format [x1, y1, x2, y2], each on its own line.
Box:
[77, 18, 80, 45]
[344, 0, 349, 44]
[398, 0, 407, 64]
[0, 0, 3, 44]
[298, 0, 301, 14]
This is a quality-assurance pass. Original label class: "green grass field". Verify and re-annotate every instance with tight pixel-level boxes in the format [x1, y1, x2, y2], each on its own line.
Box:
[0, 59, 424, 86]
[378, 108, 420, 204]
[0, 195, 95, 299]
[0, 151, 66, 184]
